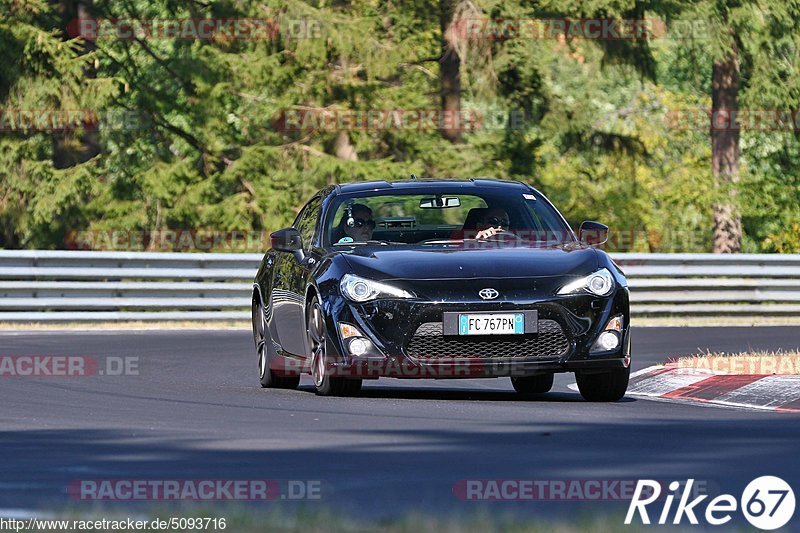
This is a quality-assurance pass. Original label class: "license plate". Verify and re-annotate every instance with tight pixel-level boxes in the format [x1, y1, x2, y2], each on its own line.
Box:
[458, 313, 524, 335]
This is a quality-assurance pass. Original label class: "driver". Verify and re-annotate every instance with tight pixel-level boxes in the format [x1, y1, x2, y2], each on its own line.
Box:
[334, 203, 375, 243]
[474, 208, 511, 239]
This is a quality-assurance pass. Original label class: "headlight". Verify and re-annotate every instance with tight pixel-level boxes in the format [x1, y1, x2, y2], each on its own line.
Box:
[340, 274, 413, 302]
[557, 268, 615, 297]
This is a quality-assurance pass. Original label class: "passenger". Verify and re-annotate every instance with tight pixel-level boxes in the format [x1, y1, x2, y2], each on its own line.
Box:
[474, 208, 511, 240]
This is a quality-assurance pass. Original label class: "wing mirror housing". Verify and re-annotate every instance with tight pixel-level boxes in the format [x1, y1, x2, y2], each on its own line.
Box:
[270, 228, 305, 261]
[578, 221, 609, 246]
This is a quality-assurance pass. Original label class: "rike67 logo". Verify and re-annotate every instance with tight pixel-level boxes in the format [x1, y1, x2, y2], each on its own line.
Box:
[626, 476, 795, 530]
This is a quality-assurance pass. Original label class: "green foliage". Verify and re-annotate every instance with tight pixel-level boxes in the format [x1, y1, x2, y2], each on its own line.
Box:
[0, 0, 798, 252]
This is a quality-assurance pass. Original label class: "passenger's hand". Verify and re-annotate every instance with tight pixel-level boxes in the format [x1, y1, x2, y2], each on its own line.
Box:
[475, 227, 506, 239]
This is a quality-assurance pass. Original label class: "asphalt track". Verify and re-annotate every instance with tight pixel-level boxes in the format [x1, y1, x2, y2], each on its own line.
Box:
[1, 327, 800, 525]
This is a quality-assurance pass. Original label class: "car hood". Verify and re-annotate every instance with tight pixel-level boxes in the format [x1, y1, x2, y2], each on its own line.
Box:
[339, 245, 598, 280]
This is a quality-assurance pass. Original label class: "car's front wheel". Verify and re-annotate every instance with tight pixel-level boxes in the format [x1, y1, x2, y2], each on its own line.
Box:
[511, 373, 554, 394]
[253, 298, 300, 389]
[307, 296, 362, 397]
[575, 366, 630, 402]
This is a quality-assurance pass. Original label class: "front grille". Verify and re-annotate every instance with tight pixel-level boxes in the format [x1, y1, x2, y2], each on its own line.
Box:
[406, 319, 570, 360]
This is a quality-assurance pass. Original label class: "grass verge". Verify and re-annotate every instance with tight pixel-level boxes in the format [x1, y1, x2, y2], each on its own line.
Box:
[11, 506, 658, 533]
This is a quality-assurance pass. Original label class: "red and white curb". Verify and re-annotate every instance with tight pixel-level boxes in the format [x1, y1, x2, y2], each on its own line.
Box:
[619, 366, 800, 412]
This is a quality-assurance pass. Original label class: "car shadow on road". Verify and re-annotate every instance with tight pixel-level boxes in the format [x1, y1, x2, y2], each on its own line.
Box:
[1, 416, 799, 521]
[295, 384, 637, 403]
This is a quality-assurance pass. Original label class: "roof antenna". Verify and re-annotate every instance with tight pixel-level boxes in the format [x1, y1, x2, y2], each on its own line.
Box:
[410, 173, 417, 180]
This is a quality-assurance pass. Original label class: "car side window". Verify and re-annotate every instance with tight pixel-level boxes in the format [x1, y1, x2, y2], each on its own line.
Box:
[295, 196, 322, 250]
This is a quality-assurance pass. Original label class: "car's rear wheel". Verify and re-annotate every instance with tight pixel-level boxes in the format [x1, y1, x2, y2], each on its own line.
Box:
[575, 366, 630, 402]
[307, 296, 362, 396]
[511, 373, 554, 394]
[253, 297, 300, 389]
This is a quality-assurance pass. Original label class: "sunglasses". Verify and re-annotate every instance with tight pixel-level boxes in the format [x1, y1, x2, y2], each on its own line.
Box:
[352, 218, 376, 229]
[484, 217, 509, 227]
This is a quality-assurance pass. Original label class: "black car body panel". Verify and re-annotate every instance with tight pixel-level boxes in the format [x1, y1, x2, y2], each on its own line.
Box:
[253, 179, 631, 380]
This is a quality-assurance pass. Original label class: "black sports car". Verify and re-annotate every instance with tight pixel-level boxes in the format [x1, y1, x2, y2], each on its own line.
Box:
[252, 179, 630, 401]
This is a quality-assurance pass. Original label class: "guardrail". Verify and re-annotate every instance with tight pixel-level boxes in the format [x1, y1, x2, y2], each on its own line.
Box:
[0, 251, 259, 322]
[615, 254, 800, 316]
[0, 250, 798, 322]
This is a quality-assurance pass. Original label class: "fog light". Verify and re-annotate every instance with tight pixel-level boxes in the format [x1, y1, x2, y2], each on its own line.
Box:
[349, 338, 369, 356]
[597, 331, 619, 351]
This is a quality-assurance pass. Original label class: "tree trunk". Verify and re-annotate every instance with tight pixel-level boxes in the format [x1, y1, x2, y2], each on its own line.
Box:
[711, 51, 741, 253]
[439, 0, 462, 143]
[333, 131, 358, 161]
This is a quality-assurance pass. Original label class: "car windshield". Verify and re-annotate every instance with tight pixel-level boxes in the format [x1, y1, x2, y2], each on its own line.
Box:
[324, 189, 574, 247]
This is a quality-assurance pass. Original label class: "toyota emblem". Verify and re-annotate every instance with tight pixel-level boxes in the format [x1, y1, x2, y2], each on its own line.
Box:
[479, 288, 499, 300]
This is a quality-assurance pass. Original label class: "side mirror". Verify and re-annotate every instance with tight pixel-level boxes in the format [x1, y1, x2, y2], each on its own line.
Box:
[578, 221, 609, 246]
[270, 228, 304, 261]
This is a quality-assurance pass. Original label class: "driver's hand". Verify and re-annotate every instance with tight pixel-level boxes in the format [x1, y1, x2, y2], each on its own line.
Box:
[475, 227, 505, 239]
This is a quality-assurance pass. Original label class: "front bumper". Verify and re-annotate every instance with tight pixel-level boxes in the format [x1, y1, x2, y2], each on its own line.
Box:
[321, 278, 630, 379]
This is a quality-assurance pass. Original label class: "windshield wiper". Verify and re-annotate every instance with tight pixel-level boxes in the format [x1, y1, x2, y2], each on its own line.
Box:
[333, 239, 401, 246]
[420, 239, 464, 245]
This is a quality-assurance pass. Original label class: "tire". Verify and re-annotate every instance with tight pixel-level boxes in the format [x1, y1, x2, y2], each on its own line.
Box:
[307, 295, 362, 397]
[511, 373, 554, 394]
[575, 366, 630, 402]
[253, 297, 300, 389]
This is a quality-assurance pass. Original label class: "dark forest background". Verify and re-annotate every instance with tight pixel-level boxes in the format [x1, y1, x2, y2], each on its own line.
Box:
[1, 0, 799, 252]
